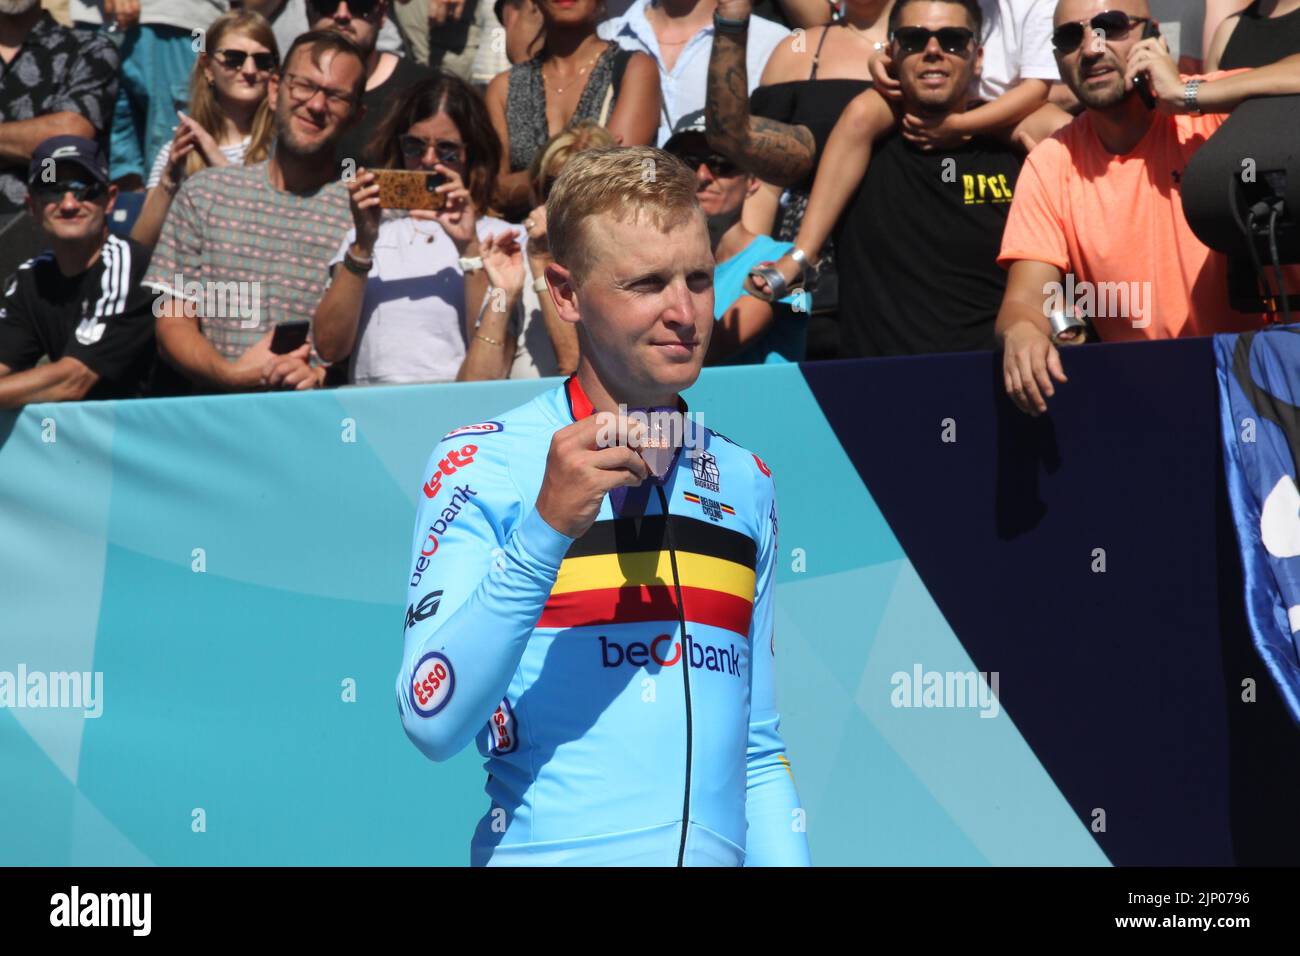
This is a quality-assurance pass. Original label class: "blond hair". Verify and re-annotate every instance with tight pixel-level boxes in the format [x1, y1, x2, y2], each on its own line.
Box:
[529, 121, 616, 206]
[546, 145, 700, 284]
[188, 11, 279, 178]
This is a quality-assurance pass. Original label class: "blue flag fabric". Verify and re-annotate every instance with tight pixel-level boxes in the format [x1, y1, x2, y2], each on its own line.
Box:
[1216, 326, 1300, 726]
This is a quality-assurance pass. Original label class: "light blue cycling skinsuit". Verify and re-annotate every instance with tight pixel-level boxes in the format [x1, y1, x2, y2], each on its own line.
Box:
[396, 376, 811, 866]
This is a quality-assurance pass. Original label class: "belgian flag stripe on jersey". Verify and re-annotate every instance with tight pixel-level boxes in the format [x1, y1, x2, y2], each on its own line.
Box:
[538, 515, 758, 637]
[537, 585, 754, 637]
[563, 514, 756, 566]
[552, 551, 755, 600]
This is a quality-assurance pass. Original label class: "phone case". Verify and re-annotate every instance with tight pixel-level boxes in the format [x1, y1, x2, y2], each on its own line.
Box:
[374, 171, 447, 211]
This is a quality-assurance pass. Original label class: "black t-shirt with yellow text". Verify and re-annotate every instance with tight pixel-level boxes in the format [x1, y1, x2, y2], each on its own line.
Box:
[833, 133, 1022, 358]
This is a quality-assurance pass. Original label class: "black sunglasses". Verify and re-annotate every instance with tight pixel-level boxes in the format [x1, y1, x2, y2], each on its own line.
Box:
[213, 49, 278, 72]
[308, 0, 381, 19]
[677, 151, 740, 178]
[891, 26, 975, 56]
[30, 180, 105, 204]
[1051, 11, 1150, 54]
[398, 135, 465, 165]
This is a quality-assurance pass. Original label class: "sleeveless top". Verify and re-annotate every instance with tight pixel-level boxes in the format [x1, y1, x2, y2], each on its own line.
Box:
[1220, 1, 1300, 70]
[747, 23, 872, 321]
[505, 41, 633, 172]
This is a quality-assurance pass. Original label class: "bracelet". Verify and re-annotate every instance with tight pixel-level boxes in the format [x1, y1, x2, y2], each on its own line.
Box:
[342, 249, 373, 276]
[1184, 77, 1202, 115]
[1048, 310, 1087, 345]
[475, 332, 502, 346]
[713, 10, 750, 33]
[458, 255, 485, 273]
[532, 275, 549, 293]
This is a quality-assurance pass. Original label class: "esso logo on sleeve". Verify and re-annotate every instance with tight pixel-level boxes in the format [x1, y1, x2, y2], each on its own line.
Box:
[443, 422, 504, 440]
[410, 652, 455, 717]
[489, 698, 517, 755]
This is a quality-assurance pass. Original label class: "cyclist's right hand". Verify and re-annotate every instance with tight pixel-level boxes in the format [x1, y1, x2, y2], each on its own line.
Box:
[535, 413, 650, 539]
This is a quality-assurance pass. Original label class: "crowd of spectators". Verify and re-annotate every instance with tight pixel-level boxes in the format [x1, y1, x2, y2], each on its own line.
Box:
[0, 0, 1299, 410]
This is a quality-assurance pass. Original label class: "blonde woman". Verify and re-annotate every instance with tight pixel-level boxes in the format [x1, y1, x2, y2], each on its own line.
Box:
[518, 121, 614, 378]
[130, 11, 279, 250]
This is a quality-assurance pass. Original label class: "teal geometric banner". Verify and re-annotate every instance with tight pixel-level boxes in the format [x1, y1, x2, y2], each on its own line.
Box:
[0, 367, 1105, 865]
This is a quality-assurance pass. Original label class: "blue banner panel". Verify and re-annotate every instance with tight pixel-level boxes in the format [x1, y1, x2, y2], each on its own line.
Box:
[3, 348, 1292, 866]
[1216, 328, 1300, 724]
[803, 341, 1300, 865]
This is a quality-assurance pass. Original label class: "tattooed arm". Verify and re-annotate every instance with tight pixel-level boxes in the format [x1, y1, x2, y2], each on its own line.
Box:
[705, 1, 817, 187]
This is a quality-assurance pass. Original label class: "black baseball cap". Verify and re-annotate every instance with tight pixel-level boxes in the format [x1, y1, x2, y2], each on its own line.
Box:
[663, 109, 708, 155]
[28, 135, 110, 187]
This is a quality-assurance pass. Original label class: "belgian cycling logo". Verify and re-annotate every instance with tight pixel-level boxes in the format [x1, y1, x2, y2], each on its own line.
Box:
[692, 450, 720, 492]
[410, 651, 454, 717]
[423, 444, 477, 499]
[683, 491, 734, 523]
[443, 421, 503, 440]
[600, 634, 745, 679]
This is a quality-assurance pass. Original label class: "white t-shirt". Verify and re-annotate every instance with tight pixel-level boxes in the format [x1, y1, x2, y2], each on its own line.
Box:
[328, 215, 559, 385]
[976, 0, 1061, 101]
[146, 137, 250, 189]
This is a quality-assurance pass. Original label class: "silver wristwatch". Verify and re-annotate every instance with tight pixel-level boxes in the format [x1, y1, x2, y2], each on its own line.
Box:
[1184, 78, 1202, 115]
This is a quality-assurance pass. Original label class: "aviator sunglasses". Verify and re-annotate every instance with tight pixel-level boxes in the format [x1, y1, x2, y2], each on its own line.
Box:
[1051, 11, 1151, 54]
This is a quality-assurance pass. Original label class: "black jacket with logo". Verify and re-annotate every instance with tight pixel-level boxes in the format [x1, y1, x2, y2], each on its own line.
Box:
[0, 234, 157, 400]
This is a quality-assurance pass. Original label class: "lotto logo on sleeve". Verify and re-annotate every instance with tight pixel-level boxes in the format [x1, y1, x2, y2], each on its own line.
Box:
[423, 444, 477, 499]
[443, 422, 503, 440]
[410, 652, 454, 717]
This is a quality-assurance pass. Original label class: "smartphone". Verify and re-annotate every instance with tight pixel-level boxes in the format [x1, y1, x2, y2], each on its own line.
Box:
[372, 169, 448, 211]
[270, 320, 310, 354]
[1133, 20, 1161, 110]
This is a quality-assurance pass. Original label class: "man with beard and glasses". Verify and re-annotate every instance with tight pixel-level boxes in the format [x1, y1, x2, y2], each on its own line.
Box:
[306, 0, 434, 172]
[996, 0, 1300, 417]
[144, 30, 364, 394]
[0, 0, 119, 280]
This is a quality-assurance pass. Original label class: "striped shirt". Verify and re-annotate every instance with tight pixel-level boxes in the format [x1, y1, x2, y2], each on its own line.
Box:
[143, 160, 351, 359]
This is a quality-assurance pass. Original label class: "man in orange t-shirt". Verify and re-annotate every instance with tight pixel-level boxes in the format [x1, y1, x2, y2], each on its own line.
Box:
[996, 0, 1300, 416]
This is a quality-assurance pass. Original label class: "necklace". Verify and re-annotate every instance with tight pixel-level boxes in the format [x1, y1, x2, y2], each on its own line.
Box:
[843, 19, 887, 50]
[542, 43, 607, 95]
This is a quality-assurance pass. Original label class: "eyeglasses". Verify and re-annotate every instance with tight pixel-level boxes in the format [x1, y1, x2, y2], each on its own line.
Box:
[307, 0, 381, 19]
[676, 151, 739, 178]
[213, 49, 279, 72]
[1051, 11, 1150, 54]
[891, 25, 975, 56]
[398, 135, 465, 165]
[30, 180, 105, 204]
[282, 72, 356, 112]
